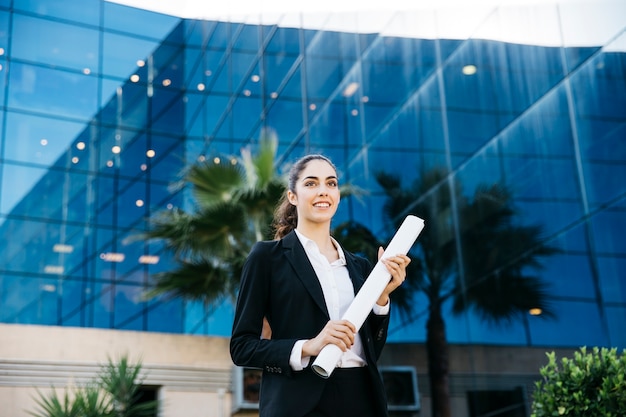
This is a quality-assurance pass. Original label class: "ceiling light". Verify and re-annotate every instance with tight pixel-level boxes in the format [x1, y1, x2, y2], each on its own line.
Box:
[44, 265, 64, 274]
[130, 74, 140, 82]
[41, 284, 57, 292]
[342, 82, 359, 97]
[53, 244, 74, 253]
[462, 64, 477, 75]
[529, 308, 542, 316]
[100, 252, 125, 262]
[139, 255, 160, 264]
[76, 142, 86, 150]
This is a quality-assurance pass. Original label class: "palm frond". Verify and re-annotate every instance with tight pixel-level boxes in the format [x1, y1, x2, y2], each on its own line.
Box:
[143, 259, 234, 303]
[29, 388, 83, 417]
[187, 160, 245, 207]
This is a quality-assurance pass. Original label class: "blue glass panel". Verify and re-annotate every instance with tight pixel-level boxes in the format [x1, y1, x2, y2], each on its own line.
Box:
[516, 200, 582, 237]
[266, 98, 303, 144]
[90, 285, 113, 329]
[528, 300, 608, 346]
[14, 0, 100, 25]
[232, 95, 261, 139]
[387, 292, 429, 343]
[60, 278, 85, 320]
[184, 300, 208, 334]
[0, 10, 8, 51]
[147, 297, 184, 333]
[12, 14, 99, 72]
[372, 101, 418, 150]
[503, 157, 579, 200]
[0, 275, 57, 325]
[462, 311, 528, 345]
[204, 300, 234, 337]
[103, 1, 180, 40]
[266, 27, 301, 54]
[597, 256, 626, 304]
[0, 164, 46, 215]
[605, 306, 626, 349]
[263, 54, 297, 97]
[8, 63, 98, 120]
[102, 32, 160, 79]
[571, 53, 626, 120]
[280, 66, 303, 100]
[583, 160, 626, 208]
[184, 19, 218, 47]
[591, 209, 626, 255]
[113, 283, 144, 327]
[499, 88, 574, 157]
[305, 54, 342, 99]
[207, 21, 232, 49]
[542, 254, 595, 298]
[577, 118, 626, 163]
[117, 180, 148, 229]
[4, 112, 85, 165]
[233, 24, 259, 51]
[308, 102, 346, 146]
[152, 89, 184, 135]
[0, 57, 5, 104]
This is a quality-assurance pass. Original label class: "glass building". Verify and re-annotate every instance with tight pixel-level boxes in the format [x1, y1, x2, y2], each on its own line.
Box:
[1, 0, 625, 354]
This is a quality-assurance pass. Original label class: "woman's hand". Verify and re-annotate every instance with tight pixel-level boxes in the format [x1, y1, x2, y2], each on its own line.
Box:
[302, 320, 356, 357]
[376, 246, 411, 306]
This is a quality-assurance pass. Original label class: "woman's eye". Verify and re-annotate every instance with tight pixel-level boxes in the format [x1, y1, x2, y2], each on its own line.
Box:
[328, 181, 338, 187]
[304, 181, 316, 187]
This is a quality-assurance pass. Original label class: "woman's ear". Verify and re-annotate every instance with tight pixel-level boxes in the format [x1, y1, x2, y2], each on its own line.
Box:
[287, 190, 297, 205]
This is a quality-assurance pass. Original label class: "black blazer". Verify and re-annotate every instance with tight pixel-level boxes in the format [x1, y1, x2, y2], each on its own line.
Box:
[230, 231, 390, 417]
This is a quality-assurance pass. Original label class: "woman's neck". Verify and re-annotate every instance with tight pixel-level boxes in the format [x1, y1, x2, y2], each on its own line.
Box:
[296, 223, 334, 252]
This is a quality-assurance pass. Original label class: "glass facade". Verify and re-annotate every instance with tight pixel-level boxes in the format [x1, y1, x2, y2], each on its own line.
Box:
[0, 0, 625, 350]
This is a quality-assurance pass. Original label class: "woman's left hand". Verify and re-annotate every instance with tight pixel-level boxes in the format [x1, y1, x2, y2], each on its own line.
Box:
[376, 247, 411, 306]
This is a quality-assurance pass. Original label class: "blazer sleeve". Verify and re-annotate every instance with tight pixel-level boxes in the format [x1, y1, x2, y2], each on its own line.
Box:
[230, 241, 298, 377]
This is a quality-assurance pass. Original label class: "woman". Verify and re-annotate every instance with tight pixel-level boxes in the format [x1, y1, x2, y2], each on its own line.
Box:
[230, 154, 410, 417]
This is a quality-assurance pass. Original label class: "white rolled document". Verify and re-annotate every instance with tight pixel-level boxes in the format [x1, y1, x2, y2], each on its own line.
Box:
[311, 215, 425, 378]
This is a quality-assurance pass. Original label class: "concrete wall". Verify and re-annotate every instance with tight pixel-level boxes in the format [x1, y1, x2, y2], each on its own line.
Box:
[0, 323, 232, 417]
[0, 323, 577, 417]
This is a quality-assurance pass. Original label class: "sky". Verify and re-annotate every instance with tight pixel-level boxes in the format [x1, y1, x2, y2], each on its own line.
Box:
[106, 0, 590, 20]
[106, 0, 625, 48]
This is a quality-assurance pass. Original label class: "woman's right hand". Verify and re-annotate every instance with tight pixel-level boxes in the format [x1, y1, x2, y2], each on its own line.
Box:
[302, 320, 356, 357]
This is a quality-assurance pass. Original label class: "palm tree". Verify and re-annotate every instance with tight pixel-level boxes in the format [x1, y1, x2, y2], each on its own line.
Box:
[336, 167, 559, 417]
[138, 134, 285, 306]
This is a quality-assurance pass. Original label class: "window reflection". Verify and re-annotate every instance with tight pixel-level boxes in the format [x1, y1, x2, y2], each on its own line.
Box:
[0, 0, 624, 350]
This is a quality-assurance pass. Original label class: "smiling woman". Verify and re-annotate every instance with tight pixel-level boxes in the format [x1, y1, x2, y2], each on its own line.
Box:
[230, 154, 411, 417]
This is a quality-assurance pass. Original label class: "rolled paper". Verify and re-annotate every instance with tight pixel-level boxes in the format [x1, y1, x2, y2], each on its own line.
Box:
[311, 215, 425, 378]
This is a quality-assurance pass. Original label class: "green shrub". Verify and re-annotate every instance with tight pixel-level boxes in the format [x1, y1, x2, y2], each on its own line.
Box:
[29, 355, 158, 417]
[531, 346, 626, 417]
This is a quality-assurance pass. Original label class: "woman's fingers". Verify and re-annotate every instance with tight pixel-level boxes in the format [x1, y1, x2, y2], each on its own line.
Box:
[322, 320, 355, 351]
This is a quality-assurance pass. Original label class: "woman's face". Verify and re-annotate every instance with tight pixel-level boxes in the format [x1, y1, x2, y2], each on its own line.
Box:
[288, 159, 340, 227]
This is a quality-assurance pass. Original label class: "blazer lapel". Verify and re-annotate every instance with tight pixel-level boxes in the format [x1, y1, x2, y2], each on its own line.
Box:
[345, 252, 367, 294]
[281, 231, 330, 318]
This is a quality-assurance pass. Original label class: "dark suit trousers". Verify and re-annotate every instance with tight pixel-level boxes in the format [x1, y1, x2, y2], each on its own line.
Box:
[304, 367, 378, 417]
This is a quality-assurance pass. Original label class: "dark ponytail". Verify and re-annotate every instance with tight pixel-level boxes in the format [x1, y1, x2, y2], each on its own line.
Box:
[272, 154, 337, 239]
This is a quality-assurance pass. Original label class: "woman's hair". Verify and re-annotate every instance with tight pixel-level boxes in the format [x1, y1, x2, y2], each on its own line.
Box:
[272, 154, 337, 239]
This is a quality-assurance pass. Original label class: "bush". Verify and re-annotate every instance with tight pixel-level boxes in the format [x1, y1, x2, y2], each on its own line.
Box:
[531, 346, 626, 417]
[29, 355, 158, 417]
